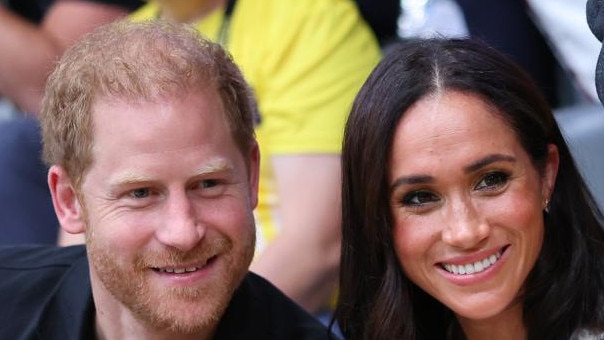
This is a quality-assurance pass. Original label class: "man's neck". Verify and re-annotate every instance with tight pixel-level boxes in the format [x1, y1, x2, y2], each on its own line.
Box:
[94, 304, 215, 340]
[155, 0, 227, 23]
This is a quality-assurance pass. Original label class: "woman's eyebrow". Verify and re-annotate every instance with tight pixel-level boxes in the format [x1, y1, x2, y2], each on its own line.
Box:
[463, 154, 516, 174]
[390, 175, 434, 192]
[389, 154, 516, 192]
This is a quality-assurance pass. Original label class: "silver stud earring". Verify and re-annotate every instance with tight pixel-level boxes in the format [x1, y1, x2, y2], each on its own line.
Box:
[544, 198, 550, 213]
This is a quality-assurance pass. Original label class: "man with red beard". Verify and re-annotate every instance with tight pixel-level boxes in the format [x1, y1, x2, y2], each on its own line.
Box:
[0, 20, 330, 339]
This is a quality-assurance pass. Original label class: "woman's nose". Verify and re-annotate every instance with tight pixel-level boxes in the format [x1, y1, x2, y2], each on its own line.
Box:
[441, 198, 489, 249]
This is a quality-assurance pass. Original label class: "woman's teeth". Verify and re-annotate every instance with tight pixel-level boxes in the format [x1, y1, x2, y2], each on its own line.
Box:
[442, 250, 502, 275]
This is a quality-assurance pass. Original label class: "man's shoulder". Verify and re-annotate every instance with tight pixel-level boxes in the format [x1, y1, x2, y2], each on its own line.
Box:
[0, 244, 88, 298]
[0, 245, 91, 339]
[216, 272, 332, 339]
[0, 244, 86, 270]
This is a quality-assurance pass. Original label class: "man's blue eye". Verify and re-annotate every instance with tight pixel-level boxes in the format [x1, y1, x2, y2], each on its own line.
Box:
[130, 188, 150, 198]
[201, 179, 219, 188]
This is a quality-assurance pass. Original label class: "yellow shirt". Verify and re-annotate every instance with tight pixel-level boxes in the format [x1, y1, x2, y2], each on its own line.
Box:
[131, 0, 380, 253]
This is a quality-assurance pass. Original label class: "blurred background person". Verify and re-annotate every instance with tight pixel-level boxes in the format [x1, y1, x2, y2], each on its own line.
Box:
[354, 0, 401, 48]
[588, 0, 604, 103]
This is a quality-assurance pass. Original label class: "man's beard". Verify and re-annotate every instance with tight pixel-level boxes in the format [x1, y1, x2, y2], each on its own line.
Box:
[86, 226, 255, 334]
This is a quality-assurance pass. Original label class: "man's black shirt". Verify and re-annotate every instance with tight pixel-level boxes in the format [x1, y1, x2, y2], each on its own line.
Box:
[0, 245, 330, 339]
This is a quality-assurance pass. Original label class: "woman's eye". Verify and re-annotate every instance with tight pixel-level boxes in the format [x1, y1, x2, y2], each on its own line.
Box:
[475, 172, 509, 191]
[129, 188, 150, 199]
[402, 191, 440, 206]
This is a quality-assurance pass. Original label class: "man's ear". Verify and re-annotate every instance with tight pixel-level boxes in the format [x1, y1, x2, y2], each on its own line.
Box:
[542, 144, 560, 203]
[48, 165, 86, 234]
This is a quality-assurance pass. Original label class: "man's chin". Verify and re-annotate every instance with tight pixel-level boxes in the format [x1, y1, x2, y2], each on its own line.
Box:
[136, 280, 234, 334]
[150, 304, 225, 335]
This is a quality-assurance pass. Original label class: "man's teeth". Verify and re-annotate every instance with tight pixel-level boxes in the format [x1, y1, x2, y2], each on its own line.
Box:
[154, 256, 215, 273]
[442, 251, 502, 275]
[157, 265, 203, 274]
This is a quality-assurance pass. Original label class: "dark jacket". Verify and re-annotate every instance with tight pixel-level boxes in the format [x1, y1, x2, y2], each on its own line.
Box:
[0, 245, 331, 340]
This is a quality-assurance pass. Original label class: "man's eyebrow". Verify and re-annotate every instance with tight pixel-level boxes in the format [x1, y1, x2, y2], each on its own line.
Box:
[111, 158, 233, 188]
[463, 154, 516, 174]
[111, 173, 154, 187]
[192, 158, 232, 176]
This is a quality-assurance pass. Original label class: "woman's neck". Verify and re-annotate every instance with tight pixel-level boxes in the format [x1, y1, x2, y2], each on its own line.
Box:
[155, 0, 227, 23]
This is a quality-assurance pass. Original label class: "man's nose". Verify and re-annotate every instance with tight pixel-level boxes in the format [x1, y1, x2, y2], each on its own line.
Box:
[155, 191, 205, 251]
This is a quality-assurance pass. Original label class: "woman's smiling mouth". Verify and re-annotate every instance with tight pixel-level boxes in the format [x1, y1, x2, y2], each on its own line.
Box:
[441, 249, 504, 275]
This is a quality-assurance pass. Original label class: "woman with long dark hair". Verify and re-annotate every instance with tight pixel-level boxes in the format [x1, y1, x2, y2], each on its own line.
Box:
[334, 38, 604, 339]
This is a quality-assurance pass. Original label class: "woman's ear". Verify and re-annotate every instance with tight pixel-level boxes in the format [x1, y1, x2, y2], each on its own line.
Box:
[542, 144, 560, 204]
[48, 165, 87, 235]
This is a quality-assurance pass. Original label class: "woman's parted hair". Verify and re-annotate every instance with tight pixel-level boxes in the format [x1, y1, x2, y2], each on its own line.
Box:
[334, 38, 604, 339]
[40, 19, 257, 189]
